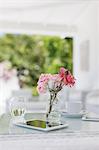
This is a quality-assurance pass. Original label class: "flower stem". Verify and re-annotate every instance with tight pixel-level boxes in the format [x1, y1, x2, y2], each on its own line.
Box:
[46, 91, 57, 118]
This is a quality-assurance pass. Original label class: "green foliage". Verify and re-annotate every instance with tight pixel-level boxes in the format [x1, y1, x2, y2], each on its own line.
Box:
[0, 34, 73, 95]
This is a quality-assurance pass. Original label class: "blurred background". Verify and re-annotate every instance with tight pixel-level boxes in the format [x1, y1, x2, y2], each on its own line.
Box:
[0, 34, 73, 95]
[0, 0, 99, 115]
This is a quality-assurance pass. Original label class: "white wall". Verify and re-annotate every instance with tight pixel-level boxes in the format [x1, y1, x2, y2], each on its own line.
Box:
[74, 2, 99, 91]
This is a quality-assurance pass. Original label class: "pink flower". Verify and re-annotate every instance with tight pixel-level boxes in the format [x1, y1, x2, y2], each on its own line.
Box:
[3, 69, 17, 80]
[64, 74, 75, 86]
[37, 74, 52, 93]
[37, 84, 46, 93]
[51, 74, 61, 82]
[59, 67, 67, 79]
[59, 67, 75, 87]
[0, 61, 17, 81]
[37, 67, 76, 94]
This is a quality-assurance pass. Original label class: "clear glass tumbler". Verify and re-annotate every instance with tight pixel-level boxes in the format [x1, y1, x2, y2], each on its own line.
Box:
[9, 96, 26, 124]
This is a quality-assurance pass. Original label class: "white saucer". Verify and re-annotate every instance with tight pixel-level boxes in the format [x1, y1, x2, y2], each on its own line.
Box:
[82, 112, 99, 122]
[82, 116, 99, 122]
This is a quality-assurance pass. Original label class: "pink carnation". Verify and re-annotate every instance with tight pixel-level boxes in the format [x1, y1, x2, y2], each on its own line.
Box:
[37, 74, 52, 94]
[51, 74, 61, 81]
[37, 67, 76, 94]
[59, 67, 75, 87]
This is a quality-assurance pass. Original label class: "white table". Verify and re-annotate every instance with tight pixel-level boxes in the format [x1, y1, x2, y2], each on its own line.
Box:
[0, 113, 99, 150]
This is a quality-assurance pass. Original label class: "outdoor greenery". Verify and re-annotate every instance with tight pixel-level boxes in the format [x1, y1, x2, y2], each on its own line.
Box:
[0, 34, 73, 95]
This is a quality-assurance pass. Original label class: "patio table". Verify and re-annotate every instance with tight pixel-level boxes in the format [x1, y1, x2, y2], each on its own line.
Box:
[0, 113, 99, 150]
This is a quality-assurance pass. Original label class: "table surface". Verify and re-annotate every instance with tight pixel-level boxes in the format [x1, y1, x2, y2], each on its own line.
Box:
[0, 113, 99, 138]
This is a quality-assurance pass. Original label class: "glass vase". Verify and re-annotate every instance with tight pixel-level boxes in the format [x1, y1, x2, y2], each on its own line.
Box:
[46, 90, 61, 126]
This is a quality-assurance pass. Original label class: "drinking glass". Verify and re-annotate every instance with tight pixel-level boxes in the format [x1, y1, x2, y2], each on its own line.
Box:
[9, 96, 26, 124]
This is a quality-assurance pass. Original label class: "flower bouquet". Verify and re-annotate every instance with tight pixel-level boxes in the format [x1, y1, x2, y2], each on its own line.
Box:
[37, 67, 75, 125]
